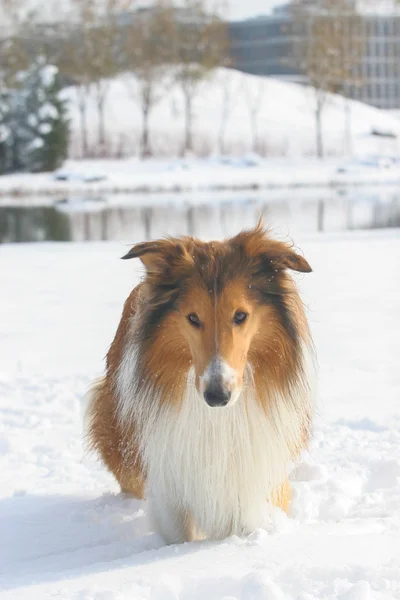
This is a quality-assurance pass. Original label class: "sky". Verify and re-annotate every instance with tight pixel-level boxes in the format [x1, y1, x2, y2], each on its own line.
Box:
[225, 0, 399, 20]
[226, 0, 281, 20]
[1, 0, 397, 28]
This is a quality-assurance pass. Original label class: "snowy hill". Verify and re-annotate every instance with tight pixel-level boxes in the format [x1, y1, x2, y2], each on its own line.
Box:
[64, 68, 400, 159]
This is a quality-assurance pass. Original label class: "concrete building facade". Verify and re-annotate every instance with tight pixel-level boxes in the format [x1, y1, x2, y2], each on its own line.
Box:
[229, 4, 400, 109]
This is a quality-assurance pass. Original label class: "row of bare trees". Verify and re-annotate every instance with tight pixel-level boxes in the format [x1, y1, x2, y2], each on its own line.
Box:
[1, 0, 230, 158]
[1, 0, 370, 160]
[58, 0, 230, 158]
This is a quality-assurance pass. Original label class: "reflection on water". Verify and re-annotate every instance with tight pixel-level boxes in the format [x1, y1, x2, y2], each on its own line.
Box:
[1, 189, 400, 243]
[0, 206, 71, 243]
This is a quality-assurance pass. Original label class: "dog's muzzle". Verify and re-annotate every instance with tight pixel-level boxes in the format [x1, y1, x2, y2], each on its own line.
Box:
[203, 382, 231, 407]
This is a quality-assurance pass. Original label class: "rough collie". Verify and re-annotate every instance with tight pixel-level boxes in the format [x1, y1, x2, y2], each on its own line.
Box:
[85, 222, 315, 544]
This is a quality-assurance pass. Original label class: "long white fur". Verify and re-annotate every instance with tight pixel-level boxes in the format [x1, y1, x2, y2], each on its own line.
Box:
[115, 324, 316, 544]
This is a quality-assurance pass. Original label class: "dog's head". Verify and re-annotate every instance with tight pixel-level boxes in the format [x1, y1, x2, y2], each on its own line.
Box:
[123, 222, 312, 408]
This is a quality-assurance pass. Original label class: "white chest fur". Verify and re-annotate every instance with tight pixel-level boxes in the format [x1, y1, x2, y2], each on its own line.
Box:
[137, 374, 302, 542]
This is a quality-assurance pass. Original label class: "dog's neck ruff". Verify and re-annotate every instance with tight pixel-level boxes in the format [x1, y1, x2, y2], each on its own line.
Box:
[116, 339, 315, 540]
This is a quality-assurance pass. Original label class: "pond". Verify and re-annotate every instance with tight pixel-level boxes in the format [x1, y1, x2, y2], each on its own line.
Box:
[1, 187, 400, 243]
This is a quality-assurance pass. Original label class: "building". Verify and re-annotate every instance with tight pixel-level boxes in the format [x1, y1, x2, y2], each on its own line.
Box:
[229, 3, 400, 110]
[358, 15, 400, 109]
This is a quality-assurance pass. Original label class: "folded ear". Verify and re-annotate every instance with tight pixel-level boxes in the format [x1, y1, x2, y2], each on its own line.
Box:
[121, 241, 164, 268]
[272, 250, 312, 273]
[232, 224, 312, 274]
[121, 237, 195, 272]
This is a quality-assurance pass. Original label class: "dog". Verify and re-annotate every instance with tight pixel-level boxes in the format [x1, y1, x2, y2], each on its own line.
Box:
[85, 222, 316, 544]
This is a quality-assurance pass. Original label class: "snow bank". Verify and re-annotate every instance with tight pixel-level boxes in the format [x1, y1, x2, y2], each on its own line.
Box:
[1, 230, 400, 599]
[1, 154, 400, 198]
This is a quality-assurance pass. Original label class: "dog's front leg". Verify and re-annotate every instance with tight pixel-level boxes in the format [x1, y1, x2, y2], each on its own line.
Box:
[149, 494, 194, 545]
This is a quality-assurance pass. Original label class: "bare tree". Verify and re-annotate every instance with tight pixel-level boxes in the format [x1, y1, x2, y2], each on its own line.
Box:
[171, 0, 230, 155]
[337, 13, 366, 156]
[120, 3, 175, 158]
[217, 64, 236, 154]
[58, 2, 96, 157]
[90, 0, 123, 153]
[244, 79, 265, 153]
[290, 0, 366, 158]
[59, 0, 125, 157]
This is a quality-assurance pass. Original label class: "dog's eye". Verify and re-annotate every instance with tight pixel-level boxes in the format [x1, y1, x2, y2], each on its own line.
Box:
[234, 311, 248, 325]
[187, 313, 201, 328]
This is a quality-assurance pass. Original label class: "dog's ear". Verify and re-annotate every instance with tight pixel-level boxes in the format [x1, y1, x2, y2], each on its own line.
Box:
[121, 241, 164, 268]
[121, 238, 194, 272]
[269, 249, 312, 273]
[233, 223, 312, 274]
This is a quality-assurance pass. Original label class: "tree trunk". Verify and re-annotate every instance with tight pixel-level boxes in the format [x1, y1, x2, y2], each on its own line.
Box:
[183, 91, 193, 155]
[11, 133, 20, 172]
[97, 98, 106, 153]
[218, 112, 228, 154]
[315, 95, 324, 159]
[96, 81, 109, 155]
[77, 86, 88, 158]
[344, 96, 352, 157]
[245, 83, 264, 154]
[140, 106, 151, 158]
[218, 82, 231, 154]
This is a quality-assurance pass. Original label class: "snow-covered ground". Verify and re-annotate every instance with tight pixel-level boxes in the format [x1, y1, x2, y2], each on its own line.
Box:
[1, 229, 400, 599]
[1, 155, 400, 198]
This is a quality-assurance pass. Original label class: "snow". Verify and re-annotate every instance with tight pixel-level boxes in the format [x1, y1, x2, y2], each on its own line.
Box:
[39, 66, 58, 90]
[1, 229, 400, 599]
[1, 155, 400, 198]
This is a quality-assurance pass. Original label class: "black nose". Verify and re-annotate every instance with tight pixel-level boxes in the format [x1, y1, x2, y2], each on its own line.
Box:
[204, 386, 231, 407]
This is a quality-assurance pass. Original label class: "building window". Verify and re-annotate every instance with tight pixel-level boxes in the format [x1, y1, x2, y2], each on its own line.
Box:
[383, 20, 390, 36]
[368, 19, 377, 37]
[368, 83, 374, 99]
[384, 41, 390, 58]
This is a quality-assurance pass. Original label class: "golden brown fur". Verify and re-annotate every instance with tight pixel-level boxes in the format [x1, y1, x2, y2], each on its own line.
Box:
[86, 287, 145, 497]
